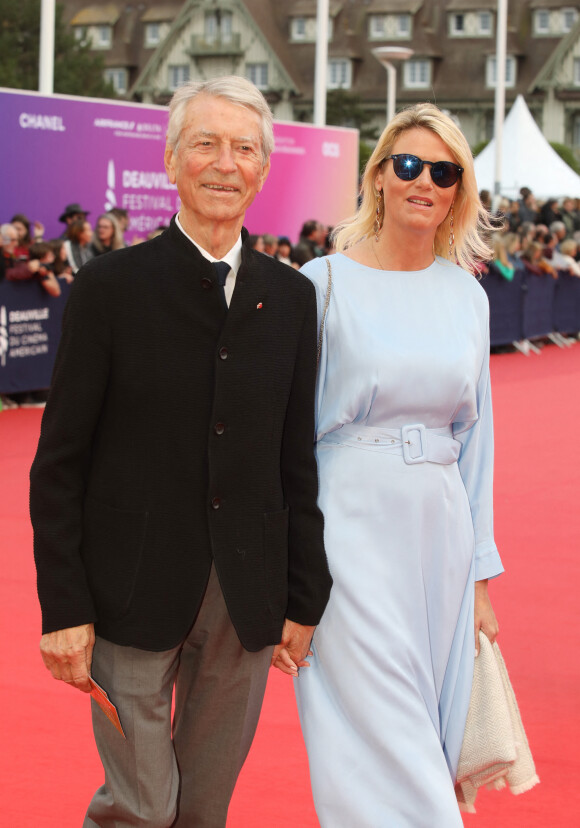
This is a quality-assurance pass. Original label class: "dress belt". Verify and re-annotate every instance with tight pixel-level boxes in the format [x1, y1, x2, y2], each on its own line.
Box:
[319, 422, 461, 466]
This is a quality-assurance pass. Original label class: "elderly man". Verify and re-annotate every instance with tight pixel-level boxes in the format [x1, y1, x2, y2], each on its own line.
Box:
[30, 76, 331, 828]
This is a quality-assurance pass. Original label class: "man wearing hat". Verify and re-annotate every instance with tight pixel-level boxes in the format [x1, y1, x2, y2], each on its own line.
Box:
[58, 202, 90, 238]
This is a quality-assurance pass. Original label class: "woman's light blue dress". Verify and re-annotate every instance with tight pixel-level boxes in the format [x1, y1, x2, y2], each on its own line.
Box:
[295, 254, 504, 828]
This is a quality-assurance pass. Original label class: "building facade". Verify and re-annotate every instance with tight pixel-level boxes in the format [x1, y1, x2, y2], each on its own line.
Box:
[60, 0, 580, 157]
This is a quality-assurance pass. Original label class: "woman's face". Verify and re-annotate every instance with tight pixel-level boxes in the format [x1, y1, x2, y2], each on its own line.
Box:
[97, 218, 114, 243]
[253, 236, 265, 252]
[12, 220, 27, 242]
[375, 127, 459, 240]
[80, 222, 93, 245]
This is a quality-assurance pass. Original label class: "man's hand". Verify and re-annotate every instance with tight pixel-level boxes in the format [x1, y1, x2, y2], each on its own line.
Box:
[40, 623, 96, 693]
[271, 619, 315, 677]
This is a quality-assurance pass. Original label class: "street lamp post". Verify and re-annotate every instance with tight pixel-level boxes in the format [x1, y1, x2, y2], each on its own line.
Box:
[372, 46, 414, 124]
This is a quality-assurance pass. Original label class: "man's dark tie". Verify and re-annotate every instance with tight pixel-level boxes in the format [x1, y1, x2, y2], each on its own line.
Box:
[212, 261, 230, 309]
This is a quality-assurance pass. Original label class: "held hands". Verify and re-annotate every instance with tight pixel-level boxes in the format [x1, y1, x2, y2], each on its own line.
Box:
[40, 623, 96, 693]
[271, 619, 315, 677]
[474, 579, 499, 657]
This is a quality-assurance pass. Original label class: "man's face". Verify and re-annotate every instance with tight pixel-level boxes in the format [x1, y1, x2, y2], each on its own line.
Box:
[164, 95, 270, 231]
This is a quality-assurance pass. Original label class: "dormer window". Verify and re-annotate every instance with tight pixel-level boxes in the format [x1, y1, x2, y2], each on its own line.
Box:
[562, 8, 578, 33]
[478, 11, 492, 35]
[96, 25, 112, 48]
[145, 23, 161, 47]
[451, 14, 465, 35]
[534, 10, 550, 34]
[397, 14, 410, 36]
[292, 17, 307, 40]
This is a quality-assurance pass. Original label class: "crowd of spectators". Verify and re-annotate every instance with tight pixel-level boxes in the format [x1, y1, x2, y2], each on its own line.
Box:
[3, 191, 579, 409]
[0, 205, 333, 410]
[481, 188, 580, 282]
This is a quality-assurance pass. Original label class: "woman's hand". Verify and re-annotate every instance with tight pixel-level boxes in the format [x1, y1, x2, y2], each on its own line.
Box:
[474, 579, 499, 656]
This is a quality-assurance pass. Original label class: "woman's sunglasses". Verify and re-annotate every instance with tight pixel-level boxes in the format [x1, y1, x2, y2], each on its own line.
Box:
[386, 154, 463, 188]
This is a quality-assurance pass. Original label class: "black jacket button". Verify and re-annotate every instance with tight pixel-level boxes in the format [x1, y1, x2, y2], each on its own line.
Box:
[219, 347, 228, 360]
[211, 497, 221, 510]
[214, 422, 225, 435]
[201, 277, 213, 289]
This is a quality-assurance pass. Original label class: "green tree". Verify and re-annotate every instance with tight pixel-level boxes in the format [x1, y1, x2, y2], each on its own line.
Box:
[0, 0, 116, 98]
[549, 142, 580, 175]
[325, 89, 379, 176]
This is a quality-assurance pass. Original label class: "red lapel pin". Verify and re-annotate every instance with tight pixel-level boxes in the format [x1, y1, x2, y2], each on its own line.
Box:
[257, 302, 263, 309]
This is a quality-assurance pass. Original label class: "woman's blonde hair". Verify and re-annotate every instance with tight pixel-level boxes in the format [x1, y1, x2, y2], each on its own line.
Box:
[333, 103, 493, 272]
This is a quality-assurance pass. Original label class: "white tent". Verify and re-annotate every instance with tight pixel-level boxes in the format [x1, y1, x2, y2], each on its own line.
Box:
[473, 94, 580, 199]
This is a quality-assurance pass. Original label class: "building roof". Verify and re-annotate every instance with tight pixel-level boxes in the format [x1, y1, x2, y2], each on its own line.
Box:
[69, 4, 120, 26]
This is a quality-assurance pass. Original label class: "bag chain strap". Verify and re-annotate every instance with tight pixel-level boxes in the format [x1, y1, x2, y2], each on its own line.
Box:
[317, 257, 332, 365]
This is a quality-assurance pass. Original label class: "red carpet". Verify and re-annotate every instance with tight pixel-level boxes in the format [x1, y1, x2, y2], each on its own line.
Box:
[1, 343, 579, 826]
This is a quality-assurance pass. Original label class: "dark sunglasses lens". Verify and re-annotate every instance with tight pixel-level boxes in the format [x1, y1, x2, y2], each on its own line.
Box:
[392, 155, 422, 180]
[431, 162, 461, 188]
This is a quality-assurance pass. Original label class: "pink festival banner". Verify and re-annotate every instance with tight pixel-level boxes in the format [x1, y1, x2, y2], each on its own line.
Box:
[1, 88, 359, 244]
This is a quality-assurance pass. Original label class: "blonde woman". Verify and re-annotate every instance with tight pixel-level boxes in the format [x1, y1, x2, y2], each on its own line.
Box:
[295, 104, 504, 826]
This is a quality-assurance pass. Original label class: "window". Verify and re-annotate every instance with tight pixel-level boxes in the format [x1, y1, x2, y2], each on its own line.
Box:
[327, 59, 352, 89]
[486, 55, 516, 87]
[574, 114, 580, 148]
[97, 25, 112, 48]
[291, 17, 307, 40]
[145, 23, 161, 47]
[369, 15, 385, 39]
[168, 65, 190, 91]
[478, 11, 492, 35]
[104, 68, 127, 95]
[205, 14, 218, 42]
[221, 13, 233, 43]
[574, 58, 580, 87]
[246, 63, 269, 90]
[74, 27, 87, 42]
[397, 14, 410, 36]
[535, 10, 550, 34]
[451, 14, 465, 35]
[204, 12, 233, 44]
[404, 59, 431, 89]
[562, 8, 578, 33]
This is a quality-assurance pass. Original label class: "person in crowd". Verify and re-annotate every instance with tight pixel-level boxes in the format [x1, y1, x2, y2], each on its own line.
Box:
[91, 213, 125, 256]
[557, 238, 580, 276]
[521, 239, 558, 277]
[58, 202, 90, 239]
[1, 223, 44, 284]
[245, 233, 265, 252]
[518, 221, 536, 247]
[30, 75, 331, 828]
[48, 239, 74, 283]
[294, 102, 502, 827]
[11, 213, 44, 257]
[560, 197, 579, 237]
[539, 197, 561, 227]
[507, 198, 522, 233]
[27, 242, 62, 297]
[490, 231, 516, 281]
[550, 220, 567, 250]
[108, 207, 129, 242]
[262, 233, 278, 257]
[63, 218, 94, 273]
[502, 231, 523, 267]
[518, 188, 539, 223]
[276, 236, 294, 266]
[292, 219, 326, 266]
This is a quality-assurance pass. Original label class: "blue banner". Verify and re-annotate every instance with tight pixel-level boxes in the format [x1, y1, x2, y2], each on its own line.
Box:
[0, 280, 70, 394]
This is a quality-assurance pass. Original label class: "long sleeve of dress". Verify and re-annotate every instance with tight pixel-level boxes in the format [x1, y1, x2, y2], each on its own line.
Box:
[453, 315, 504, 581]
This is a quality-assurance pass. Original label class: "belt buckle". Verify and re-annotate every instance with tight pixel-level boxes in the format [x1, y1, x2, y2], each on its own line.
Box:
[402, 423, 427, 464]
